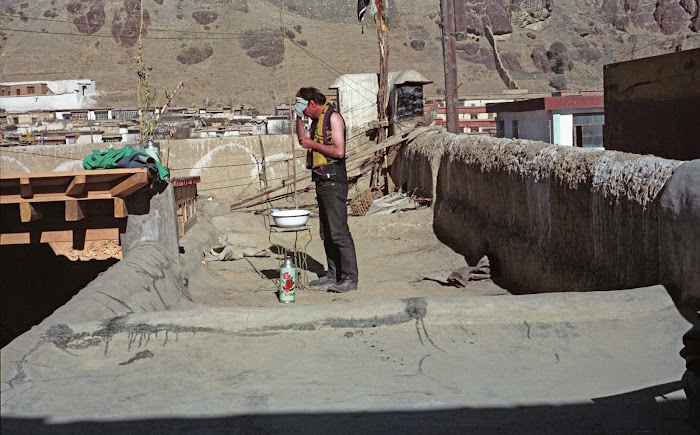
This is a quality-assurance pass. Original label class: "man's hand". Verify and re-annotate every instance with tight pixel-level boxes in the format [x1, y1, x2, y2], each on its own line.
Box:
[298, 136, 316, 150]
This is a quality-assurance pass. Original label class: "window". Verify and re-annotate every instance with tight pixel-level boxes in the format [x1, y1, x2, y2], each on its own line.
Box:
[27, 86, 35, 94]
[395, 85, 424, 122]
[95, 111, 109, 120]
[573, 113, 604, 148]
[512, 120, 519, 139]
[121, 109, 139, 119]
[471, 114, 478, 120]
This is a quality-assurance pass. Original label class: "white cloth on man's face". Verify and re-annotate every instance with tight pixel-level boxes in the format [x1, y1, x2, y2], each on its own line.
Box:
[294, 97, 308, 118]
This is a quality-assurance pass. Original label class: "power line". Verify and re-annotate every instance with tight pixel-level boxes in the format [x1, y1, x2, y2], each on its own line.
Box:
[1, 14, 387, 113]
[286, 37, 379, 107]
[0, 26, 237, 40]
[619, 33, 700, 61]
[0, 148, 85, 161]
[0, 12, 280, 37]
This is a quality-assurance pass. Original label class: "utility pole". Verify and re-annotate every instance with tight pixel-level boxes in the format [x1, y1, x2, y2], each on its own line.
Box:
[440, 0, 460, 133]
[371, 0, 390, 187]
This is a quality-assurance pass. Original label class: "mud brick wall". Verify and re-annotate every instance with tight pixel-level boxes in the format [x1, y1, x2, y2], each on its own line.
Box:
[389, 131, 699, 317]
[0, 135, 302, 203]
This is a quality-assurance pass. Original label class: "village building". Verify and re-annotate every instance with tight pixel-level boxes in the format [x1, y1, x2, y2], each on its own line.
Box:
[486, 91, 605, 148]
[0, 79, 98, 113]
[604, 48, 700, 160]
[429, 97, 514, 135]
[330, 70, 432, 142]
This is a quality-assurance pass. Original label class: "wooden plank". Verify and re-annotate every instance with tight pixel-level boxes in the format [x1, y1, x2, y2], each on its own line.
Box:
[0, 228, 120, 245]
[65, 200, 86, 221]
[0, 232, 31, 245]
[113, 197, 128, 218]
[0, 192, 115, 204]
[19, 177, 32, 199]
[40, 228, 119, 243]
[65, 174, 87, 196]
[0, 168, 148, 181]
[19, 202, 43, 222]
[355, 126, 430, 158]
[1, 168, 152, 204]
[109, 172, 149, 198]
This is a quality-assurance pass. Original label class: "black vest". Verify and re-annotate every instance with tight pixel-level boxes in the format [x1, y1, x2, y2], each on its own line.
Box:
[310, 103, 347, 183]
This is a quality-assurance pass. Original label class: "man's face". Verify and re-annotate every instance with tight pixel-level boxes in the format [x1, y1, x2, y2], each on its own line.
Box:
[304, 100, 320, 119]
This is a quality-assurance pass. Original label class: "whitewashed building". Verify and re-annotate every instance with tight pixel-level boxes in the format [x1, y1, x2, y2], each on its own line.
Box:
[486, 91, 605, 148]
[0, 79, 98, 113]
[329, 70, 432, 141]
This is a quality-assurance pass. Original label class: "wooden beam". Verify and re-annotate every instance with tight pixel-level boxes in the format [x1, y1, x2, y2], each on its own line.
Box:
[0, 228, 120, 245]
[0, 192, 113, 204]
[0, 168, 148, 181]
[113, 197, 128, 218]
[1, 169, 152, 204]
[357, 126, 430, 157]
[65, 174, 87, 196]
[19, 177, 32, 199]
[65, 200, 86, 221]
[109, 172, 149, 198]
[41, 228, 119, 243]
[19, 202, 43, 222]
[0, 232, 31, 245]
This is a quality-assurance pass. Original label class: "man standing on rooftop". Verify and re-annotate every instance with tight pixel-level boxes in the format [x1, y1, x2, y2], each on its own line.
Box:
[294, 87, 359, 293]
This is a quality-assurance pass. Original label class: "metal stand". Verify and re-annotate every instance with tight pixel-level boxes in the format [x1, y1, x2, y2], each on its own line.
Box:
[269, 224, 312, 287]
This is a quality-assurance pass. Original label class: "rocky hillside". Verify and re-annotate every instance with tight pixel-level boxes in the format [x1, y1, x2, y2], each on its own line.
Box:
[0, 0, 698, 111]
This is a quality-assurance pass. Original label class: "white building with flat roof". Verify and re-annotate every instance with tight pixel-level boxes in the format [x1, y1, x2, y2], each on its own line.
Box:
[0, 79, 98, 113]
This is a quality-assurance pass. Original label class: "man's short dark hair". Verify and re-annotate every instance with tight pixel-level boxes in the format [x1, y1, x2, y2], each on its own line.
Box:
[296, 87, 326, 105]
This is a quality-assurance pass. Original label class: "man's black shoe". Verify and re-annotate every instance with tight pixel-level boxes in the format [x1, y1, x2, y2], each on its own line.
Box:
[308, 275, 336, 287]
[328, 278, 358, 293]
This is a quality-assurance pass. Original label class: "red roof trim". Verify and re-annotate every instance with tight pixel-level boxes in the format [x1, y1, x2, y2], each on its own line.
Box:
[486, 94, 604, 113]
[544, 95, 604, 110]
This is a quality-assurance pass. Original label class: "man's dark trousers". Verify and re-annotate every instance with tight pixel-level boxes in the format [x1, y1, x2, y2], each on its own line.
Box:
[315, 180, 358, 282]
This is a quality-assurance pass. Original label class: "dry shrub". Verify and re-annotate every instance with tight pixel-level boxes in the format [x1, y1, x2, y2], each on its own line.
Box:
[239, 29, 284, 67]
[547, 41, 569, 74]
[192, 11, 218, 25]
[176, 43, 214, 65]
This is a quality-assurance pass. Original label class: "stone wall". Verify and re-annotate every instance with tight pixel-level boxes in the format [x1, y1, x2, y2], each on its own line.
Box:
[483, 26, 518, 90]
[388, 131, 699, 317]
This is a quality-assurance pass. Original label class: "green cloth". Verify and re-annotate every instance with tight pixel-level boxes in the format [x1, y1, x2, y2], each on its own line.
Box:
[83, 145, 170, 180]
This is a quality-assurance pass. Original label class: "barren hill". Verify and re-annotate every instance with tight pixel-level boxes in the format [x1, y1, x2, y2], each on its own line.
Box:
[0, 0, 698, 112]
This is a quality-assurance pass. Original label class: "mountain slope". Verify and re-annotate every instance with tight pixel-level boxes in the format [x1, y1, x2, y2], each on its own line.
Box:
[0, 0, 697, 112]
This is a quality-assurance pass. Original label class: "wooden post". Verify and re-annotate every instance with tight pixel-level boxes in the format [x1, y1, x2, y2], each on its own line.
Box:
[440, 0, 460, 134]
[371, 0, 390, 189]
[65, 200, 86, 222]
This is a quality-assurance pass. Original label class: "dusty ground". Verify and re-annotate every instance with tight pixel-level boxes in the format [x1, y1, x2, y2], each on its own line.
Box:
[185, 198, 509, 308]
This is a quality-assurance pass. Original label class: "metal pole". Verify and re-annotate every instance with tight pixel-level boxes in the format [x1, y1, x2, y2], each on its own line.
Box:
[440, 0, 460, 134]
